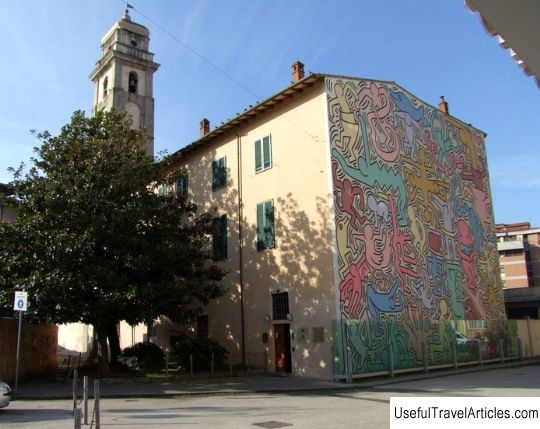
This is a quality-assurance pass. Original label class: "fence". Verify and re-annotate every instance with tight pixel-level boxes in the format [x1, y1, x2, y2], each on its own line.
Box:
[0, 318, 58, 384]
[332, 319, 540, 381]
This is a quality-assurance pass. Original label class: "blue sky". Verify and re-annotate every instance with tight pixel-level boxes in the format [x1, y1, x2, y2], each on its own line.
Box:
[1, 0, 538, 226]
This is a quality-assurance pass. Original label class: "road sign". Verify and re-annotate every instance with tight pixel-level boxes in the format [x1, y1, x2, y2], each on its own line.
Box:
[13, 291, 28, 312]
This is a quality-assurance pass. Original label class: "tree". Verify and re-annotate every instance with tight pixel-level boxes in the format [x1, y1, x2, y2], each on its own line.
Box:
[0, 110, 224, 371]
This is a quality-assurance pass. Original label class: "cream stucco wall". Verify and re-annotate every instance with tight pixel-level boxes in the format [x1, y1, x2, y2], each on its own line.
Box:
[172, 83, 337, 378]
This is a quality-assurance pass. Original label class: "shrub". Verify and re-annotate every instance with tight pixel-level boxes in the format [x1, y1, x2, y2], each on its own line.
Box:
[169, 334, 228, 372]
[118, 342, 165, 373]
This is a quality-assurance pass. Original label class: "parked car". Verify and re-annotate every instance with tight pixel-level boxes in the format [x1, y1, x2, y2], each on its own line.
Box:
[0, 380, 12, 408]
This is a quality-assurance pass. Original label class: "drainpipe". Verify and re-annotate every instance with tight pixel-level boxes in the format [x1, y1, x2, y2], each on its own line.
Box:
[235, 131, 247, 366]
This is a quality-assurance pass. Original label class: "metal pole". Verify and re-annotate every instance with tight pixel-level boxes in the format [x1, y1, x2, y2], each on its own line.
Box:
[74, 407, 82, 429]
[526, 317, 534, 357]
[190, 354, 193, 378]
[422, 343, 428, 373]
[517, 337, 523, 361]
[83, 376, 88, 425]
[346, 347, 353, 383]
[72, 369, 78, 414]
[94, 380, 100, 429]
[499, 337, 505, 363]
[477, 339, 483, 366]
[388, 342, 394, 378]
[451, 338, 458, 369]
[14, 310, 23, 394]
[211, 352, 214, 376]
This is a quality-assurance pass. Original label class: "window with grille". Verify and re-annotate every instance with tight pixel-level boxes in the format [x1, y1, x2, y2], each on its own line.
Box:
[272, 292, 289, 321]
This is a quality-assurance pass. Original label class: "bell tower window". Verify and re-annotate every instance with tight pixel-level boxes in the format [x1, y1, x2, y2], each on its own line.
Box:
[102, 76, 108, 98]
[128, 71, 138, 94]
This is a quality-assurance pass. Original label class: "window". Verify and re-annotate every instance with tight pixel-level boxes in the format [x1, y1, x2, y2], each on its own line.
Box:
[257, 200, 275, 251]
[255, 135, 272, 172]
[157, 184, 168, 197]
[272, 292, 289, 321]
[176, 175, 188, 201]
[212, 215, 227, 260]
[103, 76, 108, 98]
[128, 71, 138, 94]
[212, 157, 226, 191]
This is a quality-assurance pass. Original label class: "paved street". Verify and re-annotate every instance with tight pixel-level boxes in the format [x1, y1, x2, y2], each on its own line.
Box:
[1, 364, 539, 428]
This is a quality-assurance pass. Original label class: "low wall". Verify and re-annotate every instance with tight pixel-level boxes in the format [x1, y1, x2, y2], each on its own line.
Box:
[0, 318, 58, 384]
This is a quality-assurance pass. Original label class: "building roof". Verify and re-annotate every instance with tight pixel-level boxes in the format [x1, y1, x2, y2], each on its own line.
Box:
[0, 183, 13, 197]
[169, 72, 486, 163]
[465, 0, 540, 88]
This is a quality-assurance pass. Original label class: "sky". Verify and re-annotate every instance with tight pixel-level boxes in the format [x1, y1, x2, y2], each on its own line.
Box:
[0, 0, 538, 226]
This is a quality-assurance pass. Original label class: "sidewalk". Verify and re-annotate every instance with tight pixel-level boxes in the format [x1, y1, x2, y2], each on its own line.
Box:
[15, 373, 356, 400]
[15, 359, 540, 400]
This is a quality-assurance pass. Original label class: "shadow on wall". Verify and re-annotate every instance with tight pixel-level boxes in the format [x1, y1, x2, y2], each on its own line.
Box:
[153, 142, 336, 377]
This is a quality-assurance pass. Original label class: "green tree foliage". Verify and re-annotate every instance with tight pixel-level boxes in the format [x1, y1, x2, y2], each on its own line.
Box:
[0, 110, 224, 370]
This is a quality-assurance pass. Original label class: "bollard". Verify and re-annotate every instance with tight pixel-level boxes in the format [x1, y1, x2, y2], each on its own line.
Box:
[421, 343, 428, 373]
[517, 337, 523, 361]
[499, 337, 505, 363]
[190, 354, 193, 378]
[74, 407, 82, 429]
[229, 363, 233, 377]
[83, 376, 89, 425]
[476, 339, 483, 366]
[451, 339, 457, 369]
[211, 352, 215, 376]
[72, 369, 78, 414]
[388, 342, 394, 378]
[94, 380, 100, 429]
[345, 347, 353, 384]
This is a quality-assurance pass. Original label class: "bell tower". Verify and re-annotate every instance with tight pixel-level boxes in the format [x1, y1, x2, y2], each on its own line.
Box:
[89, 10, 159, 156]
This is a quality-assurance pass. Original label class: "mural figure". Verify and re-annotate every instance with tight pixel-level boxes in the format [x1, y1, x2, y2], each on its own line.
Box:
[367, 277, 403, 337]
[328, 77, 504, 375]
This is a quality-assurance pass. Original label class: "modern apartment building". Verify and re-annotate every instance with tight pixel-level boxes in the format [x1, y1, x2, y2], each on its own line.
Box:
[496, 222, 540, 318]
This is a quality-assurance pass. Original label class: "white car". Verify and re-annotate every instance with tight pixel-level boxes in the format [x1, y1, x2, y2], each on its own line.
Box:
[0, 380, 12, 408]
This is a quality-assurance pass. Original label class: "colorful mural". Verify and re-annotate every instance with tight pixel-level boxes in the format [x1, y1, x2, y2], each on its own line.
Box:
[327, 77, 505, 373]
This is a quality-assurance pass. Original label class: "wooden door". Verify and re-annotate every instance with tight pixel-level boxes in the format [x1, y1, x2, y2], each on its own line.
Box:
[273, 323, 291, 372]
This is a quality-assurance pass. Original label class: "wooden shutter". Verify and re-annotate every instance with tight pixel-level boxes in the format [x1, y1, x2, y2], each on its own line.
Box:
[255, 139, 262, 172]
[264, 200, 275, 248]
[263, 135, 271, 169]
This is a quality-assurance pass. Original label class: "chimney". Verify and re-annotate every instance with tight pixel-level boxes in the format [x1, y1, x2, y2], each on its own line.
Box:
[438, 96, 449, 115]
[291, 60, 305, 82]
[200, 118, 210, 137]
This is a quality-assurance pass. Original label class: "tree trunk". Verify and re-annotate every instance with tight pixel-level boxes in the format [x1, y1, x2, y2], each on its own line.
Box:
[96, 326, 110, 373]
[107, 322, 121, 364]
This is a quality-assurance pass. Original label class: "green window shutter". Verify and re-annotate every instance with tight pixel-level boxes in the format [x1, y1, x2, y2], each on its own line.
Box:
[256, 203, 264, 250]
[212, 215, 227, 260]
[264, 200, 275, 248]
[263, 135, 271, 169]
[212, 157, 226, 191]
[176, 175, 188, 200]
[220, 215, 227, 259]
[219, 157, 226, 187]
[255, 139, 262, 172]
[212, 160, 218, 191]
